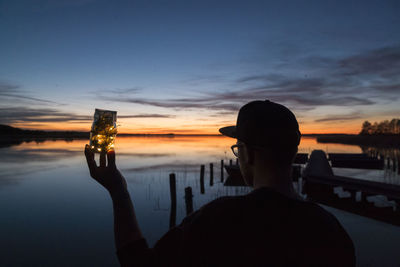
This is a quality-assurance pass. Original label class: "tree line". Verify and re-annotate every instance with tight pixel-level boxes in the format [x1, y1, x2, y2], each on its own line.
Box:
[360, 119, 400, 135]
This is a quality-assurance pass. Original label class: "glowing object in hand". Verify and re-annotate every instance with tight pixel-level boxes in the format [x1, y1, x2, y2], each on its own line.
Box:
[89, 109, 117, 153]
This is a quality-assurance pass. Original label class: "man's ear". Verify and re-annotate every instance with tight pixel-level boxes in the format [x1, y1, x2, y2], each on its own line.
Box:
[243, 144, 255, 165]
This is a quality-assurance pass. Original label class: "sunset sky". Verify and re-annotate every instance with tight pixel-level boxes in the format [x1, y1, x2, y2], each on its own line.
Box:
[1, 0, 399, 134]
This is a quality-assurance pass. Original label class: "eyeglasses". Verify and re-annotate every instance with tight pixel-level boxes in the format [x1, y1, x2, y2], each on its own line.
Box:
[231, 144, 241, 157]
[231, 143, 267, 157]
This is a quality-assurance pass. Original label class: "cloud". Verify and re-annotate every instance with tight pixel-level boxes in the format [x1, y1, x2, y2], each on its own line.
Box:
[338, 46, 400, 77]
[0, 107, 175, 124]
[119, 114, 175, 119]
[314, 113, 363, 123]
[97, 45, 399, 121]
[97, 87, 141, 95]
[0, 82, 19, 92]
[0, 81, 59, 104]
[106, 96, 242, 112]
[0, 107, 91, 124]
[230, 45, 400, 108]
[209, 111, 236, 117]
[104, 77, 373, 113]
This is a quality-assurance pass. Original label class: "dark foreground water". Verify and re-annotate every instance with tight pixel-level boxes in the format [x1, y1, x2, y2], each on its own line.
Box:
[0, 136, 399, 266]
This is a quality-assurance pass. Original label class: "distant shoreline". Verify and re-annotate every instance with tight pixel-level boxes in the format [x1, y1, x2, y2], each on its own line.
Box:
[0, 125, 224, 147]
[315, 134, 400, 148]
[0, 124, 355, 137]
[2, 125, 399, 148]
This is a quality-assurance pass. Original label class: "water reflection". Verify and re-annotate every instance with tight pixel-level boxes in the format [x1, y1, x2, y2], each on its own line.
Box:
[0, 136, 400, 266]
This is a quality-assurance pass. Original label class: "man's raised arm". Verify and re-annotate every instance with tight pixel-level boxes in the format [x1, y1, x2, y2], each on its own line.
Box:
[84, 145, 150, 266]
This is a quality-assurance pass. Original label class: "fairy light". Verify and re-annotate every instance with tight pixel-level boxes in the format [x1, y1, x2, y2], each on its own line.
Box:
[89, 109, 117, 153]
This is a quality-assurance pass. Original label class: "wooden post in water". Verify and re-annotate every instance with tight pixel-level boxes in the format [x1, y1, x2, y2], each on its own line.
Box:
[349, 190, 356, 201]
[361, 191, 368, 203]
[210, 163, 214, 186]
[398, 158, 400, 175]
[169, 173, 177, 229]
[200, 165, 205, 194]
[220, 160, 224, 183]
[185, 186, 194, 215]
[236, 158, 239, 166]
[395, 201, 400, 212]
[229, 159, 233, 166]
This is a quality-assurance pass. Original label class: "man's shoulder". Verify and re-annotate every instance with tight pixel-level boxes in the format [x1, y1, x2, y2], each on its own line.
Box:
[181, 194, 245, 225]
[290, 199, 354, 248]
[293, 200, 345, 230]
[181, 187, 347, 232]
[172, 189, 355, 266]
[183, 188, 327, 222]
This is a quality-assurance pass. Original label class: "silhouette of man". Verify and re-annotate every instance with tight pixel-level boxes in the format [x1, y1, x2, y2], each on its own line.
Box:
[85, 100, 355, 267]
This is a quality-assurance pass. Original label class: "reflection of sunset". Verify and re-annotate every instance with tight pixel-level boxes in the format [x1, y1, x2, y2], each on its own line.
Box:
[13, 136, 362, 158]
[298, 137, 362, 154]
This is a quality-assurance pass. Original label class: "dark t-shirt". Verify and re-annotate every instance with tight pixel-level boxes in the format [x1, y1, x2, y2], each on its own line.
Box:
[117, 187, 355, 267]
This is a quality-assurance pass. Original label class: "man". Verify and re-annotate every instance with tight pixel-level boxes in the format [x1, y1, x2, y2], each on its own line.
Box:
[85, 100, 355, 267]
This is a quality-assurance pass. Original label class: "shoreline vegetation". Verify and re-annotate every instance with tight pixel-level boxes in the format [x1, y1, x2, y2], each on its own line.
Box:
[317, 118, 400, 148]
[0, 124, 222, 137]
[316, 134, 400, 148]
[1, 124, 400, 148]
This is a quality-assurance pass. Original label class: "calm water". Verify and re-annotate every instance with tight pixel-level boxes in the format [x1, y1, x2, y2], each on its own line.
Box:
[0, 136, 399, 266]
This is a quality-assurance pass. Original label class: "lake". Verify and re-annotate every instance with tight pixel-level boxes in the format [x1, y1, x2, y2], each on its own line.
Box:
[0, 136, 399, 266]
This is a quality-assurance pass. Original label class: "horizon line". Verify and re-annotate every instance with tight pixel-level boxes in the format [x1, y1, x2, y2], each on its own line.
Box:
[1, 125, 358, 136]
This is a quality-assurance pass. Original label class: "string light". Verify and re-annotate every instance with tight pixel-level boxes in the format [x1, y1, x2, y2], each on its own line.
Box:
[89, 109, 117, 153]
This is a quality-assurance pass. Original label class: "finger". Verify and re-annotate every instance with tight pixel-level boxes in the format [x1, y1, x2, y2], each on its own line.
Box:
[84, 144, 97, 175]
[100, 151, 106, 167]
[107, 149, 116, 169]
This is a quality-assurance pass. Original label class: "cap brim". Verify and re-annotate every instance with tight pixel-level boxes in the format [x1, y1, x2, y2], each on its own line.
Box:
[219, 126, 237, 139]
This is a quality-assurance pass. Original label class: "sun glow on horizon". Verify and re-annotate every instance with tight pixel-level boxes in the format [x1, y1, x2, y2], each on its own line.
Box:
[9, 119, 364, 135]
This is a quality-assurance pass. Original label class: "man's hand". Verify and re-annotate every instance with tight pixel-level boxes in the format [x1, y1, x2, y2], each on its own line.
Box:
[85, 145, 145, 252]
[84, 144, 127, 197]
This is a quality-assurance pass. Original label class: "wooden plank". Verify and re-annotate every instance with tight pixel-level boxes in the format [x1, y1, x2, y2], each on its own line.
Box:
[304, 174, 400, 200]
[328, 153, 370, 160]
[330, 158, 384, 170]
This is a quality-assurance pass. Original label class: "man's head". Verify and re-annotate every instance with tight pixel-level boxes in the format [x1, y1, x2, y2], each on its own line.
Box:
[219, 100, 301, 186]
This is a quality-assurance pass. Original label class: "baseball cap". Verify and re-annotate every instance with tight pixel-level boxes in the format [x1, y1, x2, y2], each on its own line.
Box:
[219, 100, 301, 148]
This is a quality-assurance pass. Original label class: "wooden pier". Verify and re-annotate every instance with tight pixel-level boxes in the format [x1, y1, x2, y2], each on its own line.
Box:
[328, 153, 384, 170]
[303, 150, 400, 225]
[303, 150, 400, 201]
[167, 152, 400, 226]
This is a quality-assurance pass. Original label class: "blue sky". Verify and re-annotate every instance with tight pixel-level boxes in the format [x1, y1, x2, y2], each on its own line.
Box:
[0, 0, 399, 133]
